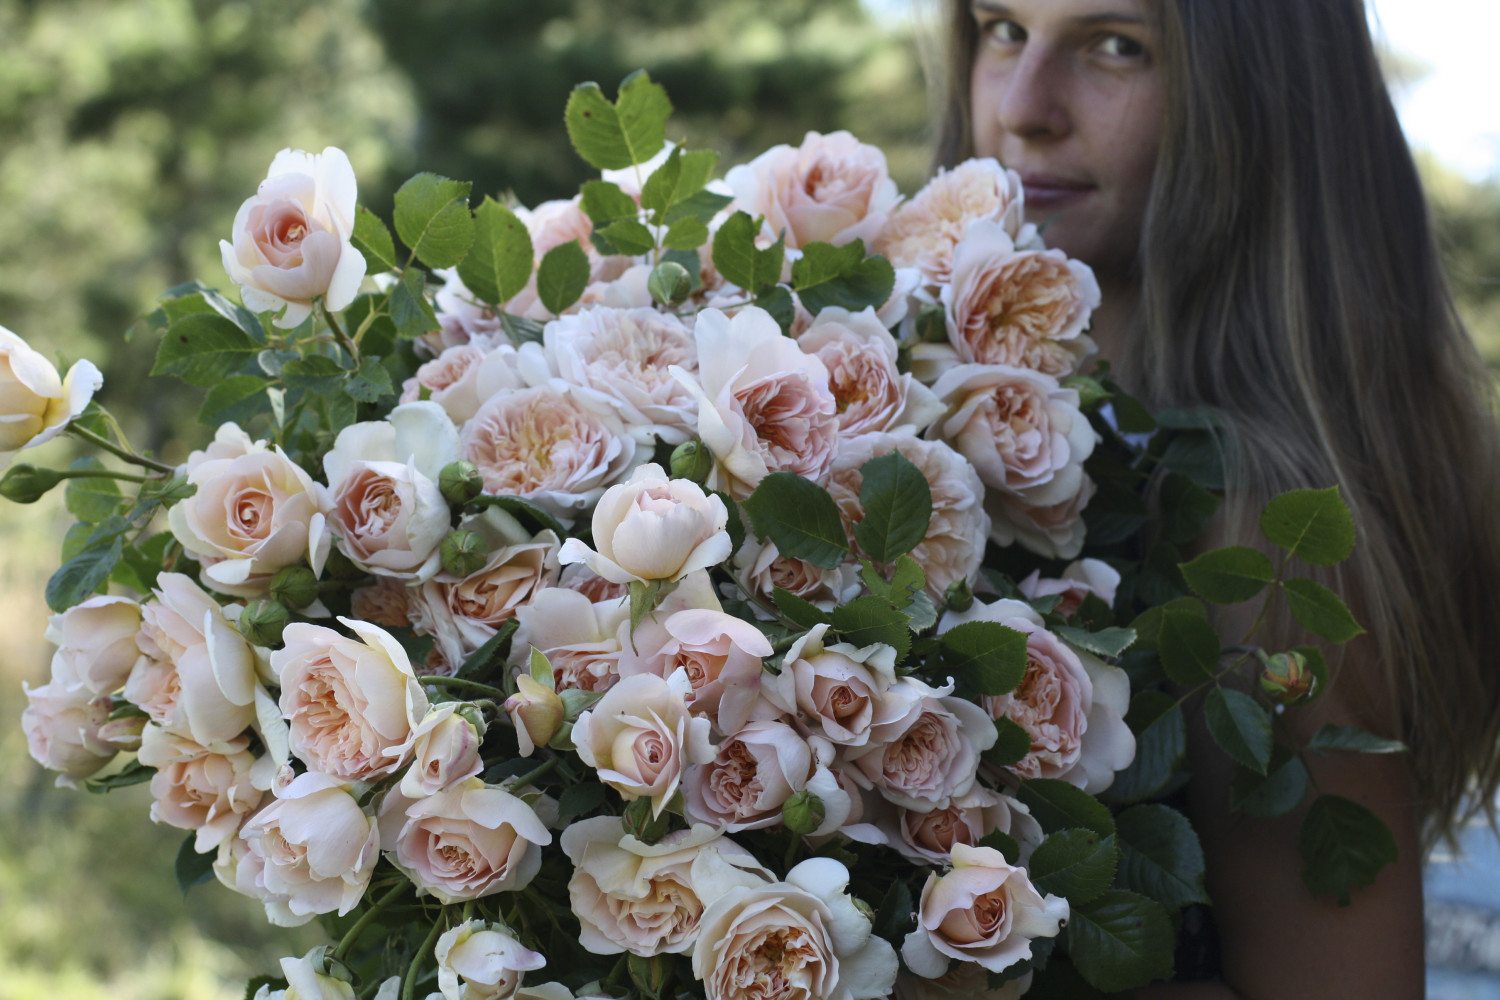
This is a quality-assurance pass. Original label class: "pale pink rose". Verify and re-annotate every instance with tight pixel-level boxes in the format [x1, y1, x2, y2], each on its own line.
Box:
[763, 623, 899, 748]
[827, 432, 990, 601]
[875, 159, 1026, 289]
[20, 680, 114, 782]
[399, 704, 485, 797]
[559, 463, 731, 586]
[239, 771, 379, 925]
[942, 597, 1134, 793]
[510, 588, 628, 694]
[616, 607, 770, 736]
[429, 267, 508, 356]
[692, 857, 898, 1000]
[124, 573, 258, 746]
[683, 721, 851, 835]
[561, 818, 771, 957]
[177, 421, 261, 471]
[846, 677, 998, 812]
[572, 670, 715, 816]
[729, 537, 861, 619]
[220, 146, 365, 329]
[560, 564, 628, 603]
[797, 307, 942, 438]
[435, 919, 546, 1000]
[168, 436, 331, 597]
[1017, 557, 1121, 617]
[0, 325, 101, 463]
[724, 130, 901, 250]
[504, 674, 564, 757]
[98, 713, 147, 753]
[461, 382, 644, 519]
[253, 948, 376, 1000]
[45, 595, 141, 696]
[943, 219, 1099, 377]
[273, 617, 429, 781]
[390, 778, 553, 903]
[670, 306, 838, 498]
[989, 473, 1096, 561]
[901, 843, 1068, 978]
[401, 343, 527, 423]
[885, 787, 1042, 867]
[137, 724, 263, 853]
[350, 576, 414, 629]
[542, 306, 699, 444]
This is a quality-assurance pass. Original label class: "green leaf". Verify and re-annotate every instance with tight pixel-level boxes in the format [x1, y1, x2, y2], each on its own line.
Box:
[1282, 577, 1365, 643]
[873, 878, 915, 942]
[46, 534, 124, 612]
[1307, 724, 1406, 755]
[536, 239, 590, 316]
[466, 495, 568, 538]
[1230, 747, 1310, 818]
[499, 313, 545, 346]
[1299, 794, 1399, 904]
[753, 285, 795, 335]
[741, 472, 849, 569]
[629, 578, 679, 636]
[1115, 804, 1209, 910]
[1067, 890, 1175, 993]
[459, 198, 534, 305]
[665, 188, 734, 225]
[389, 268, 438, 340]
[1259, 486, 1356, 566]
[352, 205, 398, 274]
[791, 240, 896, 315]
[663, 216, 709, 252]
[596, 218, 657, 256]
[1101, 693, 1187, 806]
[983, 716, 1033, 767]
[197, 374, 270, 427]
[1204, 687, 1273, 775]
[1157, 472, 1221, 546]
[564, 70, 672, 171]
[580, 180, 640, 225]
[772, 587, 831, 629]
[557, 782, 608, 825]
[641, 147, 718, 215]
[829, 596, 912, 661]
[174, 832, 216, 894]
[978, 829, 1021, 864]
[457, 619, 519, 681]
[151, 312, 259, 387]
[1055, 625, 1136, 660]
[1179, 546, 1275, 604]
[852, 452, 932, 564]
[1018, 778, 1115, 837]
[1132, 599, 1220, 684]
[345, 356, 394, 404]
[939, 620, 1029, 696]
[392, 173, 474, 270]
[1160, 430, 1226, 491]
[83, 759, 152, 793]
[1027, 829, 1118, 905]
[712, 211, 784, 293]
[64, 458, 123, 523]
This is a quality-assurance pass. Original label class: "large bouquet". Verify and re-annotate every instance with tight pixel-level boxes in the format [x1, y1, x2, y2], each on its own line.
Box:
[11, 72, 1395, 999]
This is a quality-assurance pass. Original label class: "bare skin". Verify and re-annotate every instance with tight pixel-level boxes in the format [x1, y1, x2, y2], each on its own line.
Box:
[969, 2, 1427, 996]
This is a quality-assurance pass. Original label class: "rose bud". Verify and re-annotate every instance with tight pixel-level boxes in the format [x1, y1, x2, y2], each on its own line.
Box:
[269, 565, 320, 610]
[505, 675, 564, 757]
[441, 528, 487, 578]
[439, 460, 484, 507]
[781, 790, 827, 836]
[0, 325, 102, 464]
[668, 440, 713, 486]
[621, 795, 671, 845]
[1258, 650, 1315, 704]
[629, 953, 675, 998]
[0, 463, 65, 504]
[98, 713, 147, 753]
[944, 578, 974, 613]
[239, 599, 291, 647]
[648, 260, 693, 307]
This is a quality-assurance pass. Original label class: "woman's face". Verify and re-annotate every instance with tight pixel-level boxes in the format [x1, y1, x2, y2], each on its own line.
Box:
[969, 0, 1166, 278]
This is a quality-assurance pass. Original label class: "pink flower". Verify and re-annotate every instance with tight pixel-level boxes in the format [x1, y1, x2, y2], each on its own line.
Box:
[20, 679, 114, 783]
[989, 473, 1096, 561]
[763, 623, 898, 748]
[729, 537, 861, 619]
[510, 587, 628, 694]
[797, 307, 942, 438]
[683, 720, 850, 834]
[617, 606, 771, 735]
[875, 159, 1026, 289]
[1017, 558, 1121, 617]
[0, 325, 101, 463]
[435, 920, 547, 1000]
[137, 724, 263, 853]
[399, 704, 485, 797]
[885, 787, 1042, 867]
[350, 577, 414, 629]
[401, 343, 525, 423]
[845, 678, 997, 812]
[389, 778, 553, 903]
[45, 595, 141, 696]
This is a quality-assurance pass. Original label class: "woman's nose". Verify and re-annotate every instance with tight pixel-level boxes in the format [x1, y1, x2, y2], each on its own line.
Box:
[996, 49, 1071, 142]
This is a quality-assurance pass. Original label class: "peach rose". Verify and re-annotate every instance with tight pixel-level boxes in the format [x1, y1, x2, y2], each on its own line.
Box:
[510, 587, 628, 694]
[827, 432, 990, 601]
[138, 724, 263, 853]
[273, 618, 429, 781]
[763, 623, 898, 748]
[941, 598, 1134, 793]
[560, 563, 628, 603]
[798, 307, 942, 438]
[671, 306, 838, 498]
[0, 325, 101, 463]
[399, 703, 485, 797]
[45, 595, 141, 696]
[389, 778, 552, 903]
[253, 947, 382, 1000]
[989, 473, 1096, 561]
[683, 721, 851, 835]
[875, 159, 1026, 289]
[435, 920, 546, 1000]
[401, 343, 526, 423]
[20, 679, 114, 782]
[886, 787, 1042, 867]
[729, 536, 861, 619]
[572, 669, 715, 817]
[617, 606, 770, 736]
[691, 857, 898, 1000]
[724, 130, 900, 250]
[168, 434, 331, 597]
[1018, 557, 1121, 617]
[350, 576, 414, 629]
[505, 674, 565, 757]
[901, 843, 1068, 978]
[561, 817, 771, 957]
[220, 146, 365, 329]
[430, 267, 508, 355]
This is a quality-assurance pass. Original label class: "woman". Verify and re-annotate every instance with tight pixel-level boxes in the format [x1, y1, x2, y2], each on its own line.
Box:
[931, 0, 1500, 996]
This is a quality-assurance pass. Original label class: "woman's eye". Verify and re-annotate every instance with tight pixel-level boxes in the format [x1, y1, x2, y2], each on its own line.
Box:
[1097, 33, 1146, 59]
[984, 19, 1027, 46]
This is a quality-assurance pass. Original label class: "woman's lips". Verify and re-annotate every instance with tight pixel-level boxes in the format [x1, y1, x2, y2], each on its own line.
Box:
[1020, 174, 1094, 212]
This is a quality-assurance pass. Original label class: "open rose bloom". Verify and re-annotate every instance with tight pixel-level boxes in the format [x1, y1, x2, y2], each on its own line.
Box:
[13, 115, 1239, 1000]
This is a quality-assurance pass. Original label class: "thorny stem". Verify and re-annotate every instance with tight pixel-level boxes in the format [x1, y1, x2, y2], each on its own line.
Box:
[401, 909, 450, 1000]
[333, 880, 407, 962]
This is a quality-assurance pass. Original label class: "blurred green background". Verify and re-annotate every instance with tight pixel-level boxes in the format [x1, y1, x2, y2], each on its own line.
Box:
[0, 2, 1494, 998]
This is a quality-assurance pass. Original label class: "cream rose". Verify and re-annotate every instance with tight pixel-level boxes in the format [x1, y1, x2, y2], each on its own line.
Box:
[430, 267, 508, 355]
[798, 307, 942, 438]
[138, 724, 263, 853]
[220, 146, 365, 329]
[561, 818, 771, 957]
[571, 669, 715, 816]
[724, 130, 900, 250]
[0, 325, 101, 463]
[399, 704, 485, 797]
[505, 674, 564, 757]
[671, 306, 838, 498]
[763, 624, 898, 748]
[683, 721, 851, 835]
[692, 857, 898, 1000]
[273, 618, 429, 781]
[559, 463, 731, 586]
[886, 787, 1042, 867]
[875, 159, 1026, 289]
[901, 843, 1068, 978]
[1018, 557, 1121, 618]
[45, 595, 141, 696]
[350, 576, 415, 629]
[989, 474, 1095, 561]
[20, 679, 115, 782]
[389, 778, 553, 903]
[253, 947, 386, 1000]
[616, 605, 770, 736]
[435, 919, 546, 1000]
[401, 343, 526, 423]
[730, 537, 861, 619]
[510, 587, 628, 694]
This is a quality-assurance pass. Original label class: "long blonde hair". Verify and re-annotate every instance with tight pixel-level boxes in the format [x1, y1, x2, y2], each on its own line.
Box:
[932, 0, 1500, 845]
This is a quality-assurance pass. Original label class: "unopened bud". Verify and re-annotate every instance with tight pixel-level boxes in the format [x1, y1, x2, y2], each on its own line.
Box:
[239, 599, 290, 647]
[503, 675, 564, 757]
[781, 790, 826, 835]
[628, 952, 674, 999]
[622, 795, 671, 844]
[0, 464, 65, 504]
[269, 565, 319, 609]
[668, 439, 713, 485]
[439, 460, 484, 506]
[1258, 650, 1315, 704]
[944, 578, 974, 613]
[647, 260, 693, 307]
[440, 529, 487, 578]
[454, 702, 489, 738]
[98, 714, 146, 753]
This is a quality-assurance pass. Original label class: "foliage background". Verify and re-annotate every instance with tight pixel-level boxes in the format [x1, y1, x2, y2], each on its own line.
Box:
[0, 1, 1493, 997]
